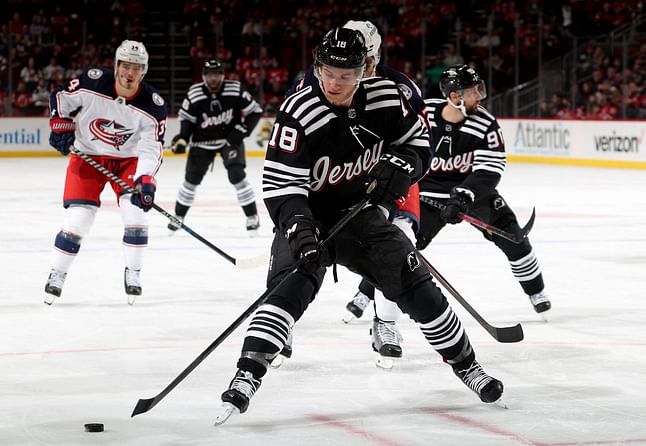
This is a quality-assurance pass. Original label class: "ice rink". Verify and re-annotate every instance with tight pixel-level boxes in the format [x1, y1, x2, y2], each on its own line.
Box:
[1, 155, 645, 446]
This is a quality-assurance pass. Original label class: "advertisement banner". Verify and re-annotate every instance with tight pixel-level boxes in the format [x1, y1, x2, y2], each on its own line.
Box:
[499, 118, 646, 168]
[1, 116, 645, 168]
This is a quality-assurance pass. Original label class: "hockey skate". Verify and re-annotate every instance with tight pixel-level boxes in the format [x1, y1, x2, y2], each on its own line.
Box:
[371, 317, 403, 370]
[529, 291, 551, 314]
[453, 360, 504, 403]
[246, 214, 260, 236]
[124, 267, 142, 305]
[270, 333, 293, 369]
[214, 370, 262, 426]
[167, 215, 183, 235]
[342, 290, 371, 323]
[44, 268, 67, 305]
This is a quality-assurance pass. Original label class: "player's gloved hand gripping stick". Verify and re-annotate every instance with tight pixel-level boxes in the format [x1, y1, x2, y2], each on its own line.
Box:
[420, 196, 536, 244]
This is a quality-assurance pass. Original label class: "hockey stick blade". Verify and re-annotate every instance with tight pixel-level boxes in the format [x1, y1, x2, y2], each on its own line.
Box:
[518, 207, 536, 240]
[234, 251, 269, 269]
[132, 398, 155, 417]
[419, 253, 524, 343]
[490, 323, 524, 343]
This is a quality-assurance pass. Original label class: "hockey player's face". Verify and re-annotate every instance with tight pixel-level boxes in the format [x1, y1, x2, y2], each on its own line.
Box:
[460, 84, 487, 113]
[116, 62, 145, 91]
[319, 65, 362, 106]
[204, 72, 224, 92]
[364, 57, 377, 77]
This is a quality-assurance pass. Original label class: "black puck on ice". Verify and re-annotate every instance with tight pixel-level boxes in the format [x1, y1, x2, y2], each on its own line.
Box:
[84, 423, 104, 432]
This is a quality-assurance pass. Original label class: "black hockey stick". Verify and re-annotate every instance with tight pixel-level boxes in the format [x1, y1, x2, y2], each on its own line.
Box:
[163, 139, 228, 151]
[70, 147, 264, 269]
[131, 182, 377, 417]
[420, 196, 535, 244]
[418, 252, 524, 343]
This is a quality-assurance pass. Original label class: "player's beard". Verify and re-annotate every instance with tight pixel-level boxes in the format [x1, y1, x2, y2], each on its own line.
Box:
[465, 101, 480, 115]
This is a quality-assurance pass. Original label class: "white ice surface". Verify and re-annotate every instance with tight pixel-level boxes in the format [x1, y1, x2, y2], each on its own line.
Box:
[1, 156, 645, 445]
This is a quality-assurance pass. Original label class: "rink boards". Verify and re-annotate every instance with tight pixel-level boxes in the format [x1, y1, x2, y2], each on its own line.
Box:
[1, 116, 645, 169]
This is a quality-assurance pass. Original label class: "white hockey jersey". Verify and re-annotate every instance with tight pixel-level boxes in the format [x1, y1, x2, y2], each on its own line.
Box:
[50, 67, 166, 179]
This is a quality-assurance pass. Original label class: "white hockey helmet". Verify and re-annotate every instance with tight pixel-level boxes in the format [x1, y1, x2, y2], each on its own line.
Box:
[114, 40, 149, 75]
[343, 20, 382, 64]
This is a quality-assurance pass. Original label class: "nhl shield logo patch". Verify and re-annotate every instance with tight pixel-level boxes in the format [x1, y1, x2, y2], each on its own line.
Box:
[407, 251, 421, 272]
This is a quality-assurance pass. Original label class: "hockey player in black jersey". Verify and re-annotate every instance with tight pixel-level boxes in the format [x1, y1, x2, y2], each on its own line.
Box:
[286, 19, 427, 369]
[215, 28, 503, 426]
[419, 64, 551, 314]
[168, 59, 263, 233]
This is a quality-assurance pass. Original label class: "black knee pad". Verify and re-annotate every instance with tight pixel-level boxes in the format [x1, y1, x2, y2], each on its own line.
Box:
[265, 271, 320, 322]
[226, 164, 246, 185]
[185, 171, 205, 185]
[396, 278, 448, 323]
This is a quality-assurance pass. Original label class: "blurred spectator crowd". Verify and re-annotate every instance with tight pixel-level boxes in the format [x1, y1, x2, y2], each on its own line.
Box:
[1, 0, 645, 119]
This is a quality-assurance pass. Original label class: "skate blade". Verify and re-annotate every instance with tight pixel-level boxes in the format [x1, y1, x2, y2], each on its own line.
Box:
[375, 355, 395, 370]
[269, 354, 285, 369]
[127, 295, 136, 306]
[214, 402, 240, 426]
[43, 293, 57, 306]
[493, 398, 509, 409]
[246, 229, 260, 238]
[342, 312, 356, 324]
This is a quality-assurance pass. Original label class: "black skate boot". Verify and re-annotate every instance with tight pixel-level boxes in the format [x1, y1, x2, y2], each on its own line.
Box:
[215, 370, 262, 426]
[124, 267, 142, 305]
[528, 291, 551, 313]
[167, 215, 184, 234]
[453, 360, 503, 403]
[371, 317, 403, 369]
[44, 268, 67, 305]
[246, 214, 260, 231]
[343, 290, 371, 322]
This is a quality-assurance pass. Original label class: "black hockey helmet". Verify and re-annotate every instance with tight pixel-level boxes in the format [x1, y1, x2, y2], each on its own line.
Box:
[315, 27, 367, 69]
[202, 58, 224, 75]
[439, 64, 486, 99]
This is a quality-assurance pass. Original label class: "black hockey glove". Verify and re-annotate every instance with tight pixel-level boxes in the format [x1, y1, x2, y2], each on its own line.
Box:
[49, 117, 76, 155]
[131, 175, 157, 212]
[285, 213, 324, 273]
[441, 187, 475, 224]
[367, 153, 413, 206]
[227, 124, 247, 147]
[170, 134, 188, 154]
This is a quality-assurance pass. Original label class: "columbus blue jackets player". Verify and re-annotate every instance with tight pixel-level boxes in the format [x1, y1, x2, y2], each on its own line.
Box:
[45, 40, 166, 306]
[214, 28, 503, 426]
[168, 59, 263, 233]
[419, 64, 551, 313]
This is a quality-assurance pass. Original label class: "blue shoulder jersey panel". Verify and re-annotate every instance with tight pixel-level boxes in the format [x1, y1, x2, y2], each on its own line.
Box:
[376, 65, 425, 115]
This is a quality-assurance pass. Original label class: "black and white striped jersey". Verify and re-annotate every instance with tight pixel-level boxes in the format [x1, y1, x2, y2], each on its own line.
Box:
[177, 80, 262, 149]
[419, 98, 506, 199]
[263, 77, 431, 229]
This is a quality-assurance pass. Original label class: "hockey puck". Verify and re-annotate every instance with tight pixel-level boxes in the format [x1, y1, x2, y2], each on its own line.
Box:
[84, 423, 104, 432]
